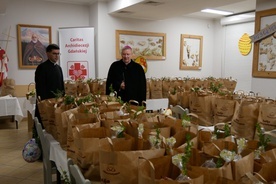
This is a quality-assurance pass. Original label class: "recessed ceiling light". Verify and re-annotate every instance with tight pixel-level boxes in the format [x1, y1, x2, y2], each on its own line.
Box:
[201, 9, 233, 15]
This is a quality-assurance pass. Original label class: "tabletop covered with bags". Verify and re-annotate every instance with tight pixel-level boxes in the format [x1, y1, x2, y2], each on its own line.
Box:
[33, 77, 276, 183]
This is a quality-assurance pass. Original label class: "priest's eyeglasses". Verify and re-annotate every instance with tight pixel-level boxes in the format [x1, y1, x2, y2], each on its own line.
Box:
[52, 52, 61, 56]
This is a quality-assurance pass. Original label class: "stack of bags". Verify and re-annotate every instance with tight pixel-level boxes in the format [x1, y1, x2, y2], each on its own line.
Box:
[37, 77, 276, 184]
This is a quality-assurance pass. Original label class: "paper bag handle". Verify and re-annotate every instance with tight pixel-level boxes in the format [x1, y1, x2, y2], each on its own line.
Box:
[107, 137, 115, 152]
[245, 172, 267, 183]
[138, 156, 155, 184]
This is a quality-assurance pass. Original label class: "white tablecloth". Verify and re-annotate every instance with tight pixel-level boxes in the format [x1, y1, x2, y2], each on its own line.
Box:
[44, 128, 101, 183]
[146, 98, 169, 111]
[0, 95, 24, 123]
[23, 98, 36, 118]
[44, 132, 68, 175]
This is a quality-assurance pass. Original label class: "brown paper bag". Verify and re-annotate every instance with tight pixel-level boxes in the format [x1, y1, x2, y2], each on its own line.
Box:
[162, 78, 173, 98]
[231, 98, 260, 140]
[179, 90, 190, 109]
[183, 78, 195, 91]
[37, 99, 49, 130]
[55, 104, 74, 148]
[122, 120, 170, 150]
[88, 79, 99, 94]
[173, 130, 198, 152]
[189, 92, 214, 126]
[1, 78, 15, 96]
[147, 78, 151, 99]
[67, 106, 100, 161]
[257, 160, 276, 182]
[189, 148, 233, 183]
[254, 146, 276, 172]
[257, 101, 276, 131]
[101, 110, 130, 120]
[99, 137, 165, 184]
[197, 129, 213, 151]
[150, 78, 163, 99]
[222, 78, 237, 93]
[202, 140, 237, 157]
[88, 79, 105, 95]
[73, 126, 118, 169]
[139, 113, 164, 128]
[64, 80, 77, 96]
[190, 163, 233, 184]
[44, 99, 58, 139]
[99, 101, 122, 113]
[231, 149, 254, 181]
[163, 116, 198, 136]
[238, 172, 268, 184]
[60, 107, 78, 150]
[212, 97, 236, 124]
[138, 156, 204, 184]
[216, 177, 240, 184]
[76, 81, 90, 96]
[173, 77, 184, 90]
[168, 91, 179, 107]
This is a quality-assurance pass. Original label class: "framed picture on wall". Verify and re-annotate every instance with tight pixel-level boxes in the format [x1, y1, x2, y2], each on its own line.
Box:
[252, 8, 276, 78]
[17, 24, 51, 69]
[116, 30, 166, 60]
[180, 34, 203, 70]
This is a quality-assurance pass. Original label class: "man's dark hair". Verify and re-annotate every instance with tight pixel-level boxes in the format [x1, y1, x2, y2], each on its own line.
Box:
[46, 44, 60, 52]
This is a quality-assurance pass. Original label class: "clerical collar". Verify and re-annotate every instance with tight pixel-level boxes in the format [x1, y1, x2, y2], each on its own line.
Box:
[49, 60, 57, 65]
[123, 60, 132, 65]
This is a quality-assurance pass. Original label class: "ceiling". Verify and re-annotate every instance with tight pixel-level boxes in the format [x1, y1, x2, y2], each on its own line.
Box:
[41, 0, 256, 20]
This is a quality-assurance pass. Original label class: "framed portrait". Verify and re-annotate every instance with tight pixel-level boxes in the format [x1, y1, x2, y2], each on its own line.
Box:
[116, 30, 166, 60]
[17, 24, 52, 69]
[180, 34, 203, 70]
[252, 8, 276, 78]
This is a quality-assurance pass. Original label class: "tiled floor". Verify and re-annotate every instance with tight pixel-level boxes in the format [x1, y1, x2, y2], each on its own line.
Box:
[0, 118, 43, 184]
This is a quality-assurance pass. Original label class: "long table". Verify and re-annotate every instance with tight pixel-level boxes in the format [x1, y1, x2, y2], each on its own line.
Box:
[44, 132, 68, 176]
[0, 95, 24, 129]
[23, 98, 36, 132]
[43, 130, 101, 183]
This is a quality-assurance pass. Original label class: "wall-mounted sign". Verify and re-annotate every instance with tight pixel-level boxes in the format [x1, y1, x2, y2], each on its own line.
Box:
[250, 22, 276, 43]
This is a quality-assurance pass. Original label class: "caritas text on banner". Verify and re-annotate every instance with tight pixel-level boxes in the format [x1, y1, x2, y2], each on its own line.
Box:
[59, 27, 95, 80]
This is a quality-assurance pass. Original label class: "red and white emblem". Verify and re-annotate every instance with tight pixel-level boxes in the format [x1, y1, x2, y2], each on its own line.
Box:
[67, 61, 88, 80]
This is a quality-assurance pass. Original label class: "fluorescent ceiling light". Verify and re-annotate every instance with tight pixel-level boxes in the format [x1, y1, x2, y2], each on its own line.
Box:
[201, 9, 233, 15]
[220, 12, 255, 25]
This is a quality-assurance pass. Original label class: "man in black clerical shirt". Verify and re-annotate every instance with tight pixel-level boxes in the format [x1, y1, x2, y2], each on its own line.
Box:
[34, 44, 64, 127]
[106, 46, 146, 105]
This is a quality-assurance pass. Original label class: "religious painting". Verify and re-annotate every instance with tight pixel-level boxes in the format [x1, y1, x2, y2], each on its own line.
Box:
[116, 30, 166, 60]
[180, 34, 203, 70]
[17, 24, 51, 69]
[252, 8, 276, 78]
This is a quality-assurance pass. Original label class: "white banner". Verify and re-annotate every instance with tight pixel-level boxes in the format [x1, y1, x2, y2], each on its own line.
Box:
[58, 27, 95, 80]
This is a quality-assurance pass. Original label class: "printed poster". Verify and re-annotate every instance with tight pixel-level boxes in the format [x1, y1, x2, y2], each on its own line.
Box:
[59, 27, 95, 80]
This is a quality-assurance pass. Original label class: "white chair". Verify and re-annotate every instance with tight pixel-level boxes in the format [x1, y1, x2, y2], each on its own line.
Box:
[146, 98, 169, 111]
[170, 105, 189, 119]
[67, 158, 75, 183]
[34, 117, 59, 184]
[67, 158, 91, 184]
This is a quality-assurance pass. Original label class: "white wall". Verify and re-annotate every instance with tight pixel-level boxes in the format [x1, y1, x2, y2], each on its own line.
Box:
[222, 22, 255, 92]
[0, 0, 90, 85]
[0, 0, 90, 116]
[95, 2, 216, 79]
[89, 3, 99, 77]
[1, 0, 275, 118]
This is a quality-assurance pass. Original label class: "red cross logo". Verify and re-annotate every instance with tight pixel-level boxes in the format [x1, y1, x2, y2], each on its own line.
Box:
[68, 62, 87, 80]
